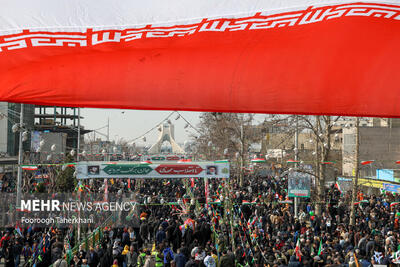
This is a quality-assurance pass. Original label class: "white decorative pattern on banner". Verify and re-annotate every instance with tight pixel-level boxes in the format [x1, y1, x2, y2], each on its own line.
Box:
[0, 2, 399, 52]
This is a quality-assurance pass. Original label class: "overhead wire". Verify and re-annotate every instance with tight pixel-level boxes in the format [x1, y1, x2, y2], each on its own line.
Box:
[126, 111, 176, 144]
[175, 111, 201, 134]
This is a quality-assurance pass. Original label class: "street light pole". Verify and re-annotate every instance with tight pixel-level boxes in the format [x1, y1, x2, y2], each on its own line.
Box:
[240, 123, 244, 187]
[294, 115, 299, 218]
[107, 117, 110, 161]
[16, 104, 24, 210]
[77, 107, 81, 242]
[350, 117, 360, 226]
[77, 108, 81, 161]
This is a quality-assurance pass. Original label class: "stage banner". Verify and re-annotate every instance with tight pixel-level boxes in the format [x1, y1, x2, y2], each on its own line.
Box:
[76, 161, 229, 179]
[0, 0, 400, 117]
[288, 171, 311, 198]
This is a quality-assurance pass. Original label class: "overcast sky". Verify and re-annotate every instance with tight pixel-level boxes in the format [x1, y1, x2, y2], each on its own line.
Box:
[80, 109, 202, 145]
[80, 109, 269, 146]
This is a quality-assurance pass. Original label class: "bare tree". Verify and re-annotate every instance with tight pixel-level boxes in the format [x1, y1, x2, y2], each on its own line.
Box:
[194, 113, 258, 186]
[295, 115, 341, 216]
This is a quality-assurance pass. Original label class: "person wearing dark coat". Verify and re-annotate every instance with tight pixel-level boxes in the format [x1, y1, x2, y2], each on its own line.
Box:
[139, 221, 149, 244]
[184, 257, 198, 267]
[100, 244, 112, 267]
[4, 245, 14, 267]
[288, 255, 302, 267]
[122, 228, 130, 248]
[156, 227, 166, 245]
[218, 251, 234, 267]
[184, 228, 194, 247]
[175, 249, 187, 267]
[86, 246, 100, 267]
[172, 225, 182, 252]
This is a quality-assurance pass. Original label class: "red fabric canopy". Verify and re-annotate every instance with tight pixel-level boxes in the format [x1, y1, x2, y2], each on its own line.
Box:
[0, 1, 400, 117]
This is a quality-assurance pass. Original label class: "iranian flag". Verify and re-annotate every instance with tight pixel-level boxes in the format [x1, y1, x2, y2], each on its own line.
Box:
[21, 165, 38, 171]
[295, 239, 301, 261]
[15, 225, 23, 237]
[317, 239, 323, 255]
[390, 202, 400, 207]
[321, 161, 335, 165]
[287, 160, 300, 164]
[0, 1, 400, 118]
[361, 160, 374, 165]
[247, 216, 258, 227]
[354, 200, 369, 205]
[251, 158, 266, 163]
[334, 183, 342, 194]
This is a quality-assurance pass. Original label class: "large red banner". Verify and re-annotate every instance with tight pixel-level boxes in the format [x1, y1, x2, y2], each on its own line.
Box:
[0, 2, 400, 117]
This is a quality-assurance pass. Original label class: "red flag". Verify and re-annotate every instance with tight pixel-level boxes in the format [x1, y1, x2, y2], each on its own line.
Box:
[1, 1, 400, 118]
[361, 160, 374, 165]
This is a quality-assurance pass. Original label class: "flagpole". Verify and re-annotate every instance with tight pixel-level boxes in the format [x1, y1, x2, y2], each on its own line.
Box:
[294, 115, 299, 218]
[77, 107, 81, 242]
[350, 117, 360, 226]
[16, 104, 24, 211]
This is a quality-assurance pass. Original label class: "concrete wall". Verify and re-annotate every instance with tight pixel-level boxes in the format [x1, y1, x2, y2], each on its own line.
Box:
[342, 127, 400, 176]
[265, 131, 342, 152]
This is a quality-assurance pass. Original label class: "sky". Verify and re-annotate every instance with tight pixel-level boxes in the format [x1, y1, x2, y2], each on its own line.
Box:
[80, 109, 203, 146]
[80, 109, 269, 147]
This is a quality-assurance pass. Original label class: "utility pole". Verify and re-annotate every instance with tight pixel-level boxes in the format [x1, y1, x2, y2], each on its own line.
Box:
[350, 117, 360, 226]
[315, 116, 321, 215]
[107, 117, 110, 143]
[77, 107, 81, 242]
[77, 108, 81, 161]
[16, 104, 24, 210]
[240, 123, 244, 187]
[107, 117, 110, 161]
[294, 115, 299, 218]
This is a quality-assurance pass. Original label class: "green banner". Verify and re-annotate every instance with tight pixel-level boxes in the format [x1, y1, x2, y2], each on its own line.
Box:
[103, 164, 153, 175]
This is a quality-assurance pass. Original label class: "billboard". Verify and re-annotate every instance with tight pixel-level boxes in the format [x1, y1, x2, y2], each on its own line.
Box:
[288, 171, 311, 198]
[376, 169, 395, 182]
[76, 161, 229, 179]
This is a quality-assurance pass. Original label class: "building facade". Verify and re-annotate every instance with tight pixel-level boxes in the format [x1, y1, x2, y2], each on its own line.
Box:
[0, 102, 34, 156]
[342, 126, 400, 177]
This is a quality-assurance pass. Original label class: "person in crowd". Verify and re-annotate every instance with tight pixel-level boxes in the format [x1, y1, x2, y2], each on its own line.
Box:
[126, 245, 138, 267]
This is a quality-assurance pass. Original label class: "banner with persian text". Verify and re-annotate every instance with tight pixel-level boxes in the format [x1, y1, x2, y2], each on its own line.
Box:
[76, 161, 229, 179]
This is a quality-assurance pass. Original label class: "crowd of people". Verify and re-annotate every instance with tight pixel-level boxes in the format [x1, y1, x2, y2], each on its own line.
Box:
[1, 166, 400, 267]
